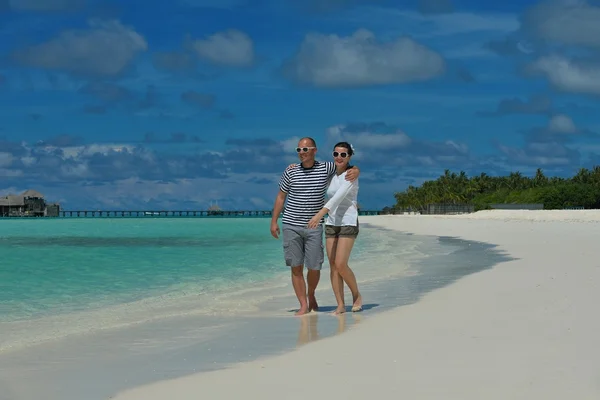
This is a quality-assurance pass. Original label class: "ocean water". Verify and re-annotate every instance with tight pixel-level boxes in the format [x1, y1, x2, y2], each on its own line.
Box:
[0, 217, 426, 353]
[0, 217, 510, 400]
[1, 218, 287, 323]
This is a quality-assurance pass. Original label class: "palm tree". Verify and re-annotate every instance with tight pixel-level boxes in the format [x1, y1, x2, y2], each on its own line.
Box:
[572, 167, 591, 184]
[533, 168, 548, 187]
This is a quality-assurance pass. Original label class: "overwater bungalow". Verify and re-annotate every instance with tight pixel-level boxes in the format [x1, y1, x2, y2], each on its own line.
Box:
[0, 189, 60, 217]
[207, 204, 224, 216]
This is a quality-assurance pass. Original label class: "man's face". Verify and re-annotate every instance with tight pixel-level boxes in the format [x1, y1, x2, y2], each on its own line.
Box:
[296, 139, 316, 163]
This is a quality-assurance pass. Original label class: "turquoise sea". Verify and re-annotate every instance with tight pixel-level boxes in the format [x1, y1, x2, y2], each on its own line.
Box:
[1, 218, 288, 324]
[0, 217, 420, 351]
[0, 217, 508, 400]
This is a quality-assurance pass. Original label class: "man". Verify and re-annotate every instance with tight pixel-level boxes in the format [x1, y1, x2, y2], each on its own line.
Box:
[270, 137, 359, 316]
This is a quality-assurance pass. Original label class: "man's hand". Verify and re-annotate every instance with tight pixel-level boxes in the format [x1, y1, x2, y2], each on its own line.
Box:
[345, 166, 360, 181]
[286, 163, 296, 171]
[270, 221, 281, 239]
[270, 190, 287, 239]
[307, 215, 321, 229]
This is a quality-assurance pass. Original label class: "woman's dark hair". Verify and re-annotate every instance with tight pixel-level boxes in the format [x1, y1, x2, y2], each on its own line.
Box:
[333, 141, 354, 156]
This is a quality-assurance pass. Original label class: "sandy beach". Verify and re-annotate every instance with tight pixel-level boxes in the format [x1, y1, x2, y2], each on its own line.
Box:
[112, 210, 600, 400]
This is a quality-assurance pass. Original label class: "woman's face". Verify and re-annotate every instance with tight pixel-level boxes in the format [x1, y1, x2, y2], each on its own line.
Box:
[332, 146, 351, 168]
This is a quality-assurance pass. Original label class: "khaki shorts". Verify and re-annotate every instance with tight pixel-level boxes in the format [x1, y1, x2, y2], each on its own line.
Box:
[325, 224, 359, 238]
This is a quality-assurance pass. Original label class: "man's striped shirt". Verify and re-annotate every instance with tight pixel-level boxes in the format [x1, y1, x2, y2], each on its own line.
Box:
[279, 161, 336, 226]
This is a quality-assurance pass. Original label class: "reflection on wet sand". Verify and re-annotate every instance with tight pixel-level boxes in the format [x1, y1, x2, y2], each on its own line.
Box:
[297, 313, 319, 346]
[296, 312, 363, 347]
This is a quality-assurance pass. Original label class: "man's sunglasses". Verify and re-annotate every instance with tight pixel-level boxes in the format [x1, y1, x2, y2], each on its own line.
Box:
[333, 151, 349, 158]
[296, 147, 316, 153]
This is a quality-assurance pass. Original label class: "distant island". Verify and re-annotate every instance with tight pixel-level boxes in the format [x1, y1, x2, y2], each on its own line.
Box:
[390, 167, 600, 212]
[7, 167, 599, 219]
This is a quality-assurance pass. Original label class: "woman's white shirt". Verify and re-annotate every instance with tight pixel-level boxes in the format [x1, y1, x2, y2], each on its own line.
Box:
[324, 170, 359, 226]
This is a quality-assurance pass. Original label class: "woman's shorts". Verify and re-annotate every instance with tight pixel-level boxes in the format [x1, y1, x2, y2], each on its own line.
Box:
[325, 224, 359, 238]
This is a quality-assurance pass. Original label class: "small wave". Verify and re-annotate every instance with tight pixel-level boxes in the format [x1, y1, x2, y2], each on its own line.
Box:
[0, 226, 445, 354]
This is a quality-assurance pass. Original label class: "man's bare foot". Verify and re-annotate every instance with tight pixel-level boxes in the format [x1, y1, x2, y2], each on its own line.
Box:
[351, 293, 363, 312]
[295, 305, 309, 316]
[332, 306, 346, 315]
[308, 295, 319, 312]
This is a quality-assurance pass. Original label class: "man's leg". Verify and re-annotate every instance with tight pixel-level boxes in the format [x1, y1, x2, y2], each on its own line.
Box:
[291, 265, 309, 316]
[306, 269, 320, 312]
[304, 225, 324, 312]
[283, 225, 309, 316]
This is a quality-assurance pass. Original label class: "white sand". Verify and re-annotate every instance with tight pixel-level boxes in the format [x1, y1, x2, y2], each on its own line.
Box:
[113, 210, 600, 400]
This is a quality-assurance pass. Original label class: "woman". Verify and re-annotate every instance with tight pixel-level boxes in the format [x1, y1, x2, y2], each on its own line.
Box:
[307, 141, 362, 315]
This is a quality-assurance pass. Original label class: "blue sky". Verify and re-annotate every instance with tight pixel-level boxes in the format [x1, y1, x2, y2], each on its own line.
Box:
[1, 0, 600, 210]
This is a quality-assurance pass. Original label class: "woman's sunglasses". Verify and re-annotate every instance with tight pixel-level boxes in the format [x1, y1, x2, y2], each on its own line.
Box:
[333, 151, 349, 158]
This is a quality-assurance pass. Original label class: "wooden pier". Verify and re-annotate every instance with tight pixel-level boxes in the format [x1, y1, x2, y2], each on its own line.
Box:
[54, 210, 382, 218]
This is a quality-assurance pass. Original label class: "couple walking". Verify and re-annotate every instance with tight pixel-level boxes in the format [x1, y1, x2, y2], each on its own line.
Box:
[270, 137, 362, 316]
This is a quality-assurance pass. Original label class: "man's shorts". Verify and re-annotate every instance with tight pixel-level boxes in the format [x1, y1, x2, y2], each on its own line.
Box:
[282, 223, 324, 270]
[325, 224, 359, 239]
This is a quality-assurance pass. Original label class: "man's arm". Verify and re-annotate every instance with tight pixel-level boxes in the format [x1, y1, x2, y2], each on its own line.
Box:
[345, 165, 360, 181]
[270, 190, 287, 239]
[271, 168, 291, 239]
[325, 161, 360, 182]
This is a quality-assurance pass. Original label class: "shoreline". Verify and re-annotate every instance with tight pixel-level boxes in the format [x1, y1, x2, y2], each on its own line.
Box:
[0, 223, 502, 400]
[0, 220, 421, 355]
[112, 211, 600, 400]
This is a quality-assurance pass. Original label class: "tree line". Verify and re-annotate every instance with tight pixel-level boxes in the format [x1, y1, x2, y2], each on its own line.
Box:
[390, 166, 600, 212]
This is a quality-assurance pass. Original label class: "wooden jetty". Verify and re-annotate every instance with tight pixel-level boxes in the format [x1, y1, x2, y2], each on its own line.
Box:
[59, 210, 272, 218]
[55, 210, 382, 218]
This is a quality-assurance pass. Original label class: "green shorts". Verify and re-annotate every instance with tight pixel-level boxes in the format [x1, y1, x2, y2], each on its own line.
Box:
[324, 224, 359, 238]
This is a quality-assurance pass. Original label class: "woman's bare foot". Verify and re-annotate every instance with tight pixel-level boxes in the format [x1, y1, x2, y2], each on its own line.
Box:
[332, 306, 346, 315]
[351, 293, 363, 312]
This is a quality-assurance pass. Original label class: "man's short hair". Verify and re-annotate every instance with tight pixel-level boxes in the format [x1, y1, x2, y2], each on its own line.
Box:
[299, 137, 317, 147]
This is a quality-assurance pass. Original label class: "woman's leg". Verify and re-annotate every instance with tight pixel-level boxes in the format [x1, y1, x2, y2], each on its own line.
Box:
[333, 237, 362, 311]
[326, 237, 345, 314]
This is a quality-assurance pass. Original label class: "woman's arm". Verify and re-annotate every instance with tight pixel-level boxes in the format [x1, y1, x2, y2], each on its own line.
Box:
[307, 179, 356, 228]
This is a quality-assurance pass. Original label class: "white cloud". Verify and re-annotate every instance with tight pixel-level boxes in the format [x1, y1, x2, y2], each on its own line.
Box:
[444, 140, 469, 154]
[0, 152, 14, 167]
[0, 169, 23, 178]
[13, 20, 147, 77]
[416, 156, 435, 166]
[322, 122, 472, 170]
[527, 55, 600, 95]
[498, 144, 575, 166]
[192, 29, 254, 67]
[326, 124, 412, 151]
[416, 11, 519, 36]
[354, 8, 519, 37]
[20, 156, 36, 167]
[282, 29, 445, 87]
[45, 175, 281, 210]
[280, 136, 302, 151]
[521, 0, 600, 48]
[46, 143, 140, 159]
[548, 114, 578, 133]
[60, 163, 89, 178]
